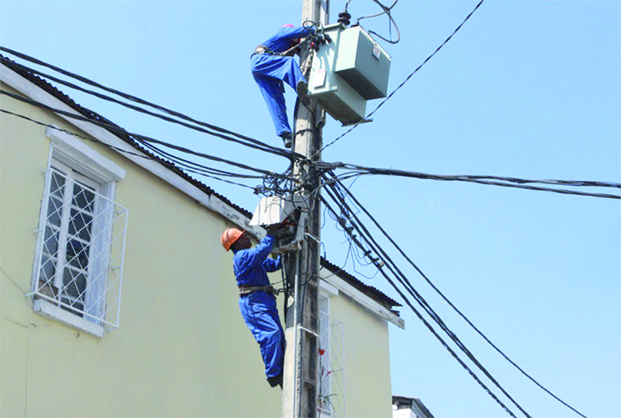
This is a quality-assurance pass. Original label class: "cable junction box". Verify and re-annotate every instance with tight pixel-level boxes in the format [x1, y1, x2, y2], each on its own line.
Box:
[249, 195, 309, 254]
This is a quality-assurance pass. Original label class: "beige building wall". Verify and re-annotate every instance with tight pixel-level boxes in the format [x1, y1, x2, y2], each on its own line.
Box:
[329, 292, 393, 418]
[1, 75, 396, 418]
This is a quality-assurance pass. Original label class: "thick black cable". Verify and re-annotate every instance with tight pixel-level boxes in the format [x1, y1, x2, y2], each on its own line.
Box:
[320, 193, 521, 418]
[0, 89, 293, 180]
[0, 56, 294, 159]
[326, 164, 621, 200]
[323, 182, 533, 417]
[332, 165, 621, 189]
[1, 108, 141, 159]
[0, 108, 257, 191]
[317, 0, 485, 156]
[135, 139, 263, 179]
[0, 47, 303, 159]
[326, 172, 589, 418]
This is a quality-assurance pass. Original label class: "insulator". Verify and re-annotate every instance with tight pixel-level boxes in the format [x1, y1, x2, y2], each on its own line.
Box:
[338, 11, 351, 27]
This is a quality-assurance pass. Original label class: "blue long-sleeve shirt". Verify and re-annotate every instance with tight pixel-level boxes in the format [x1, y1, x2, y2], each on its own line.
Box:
[233, 235, 282, 287]
[260, 26, 315, 54]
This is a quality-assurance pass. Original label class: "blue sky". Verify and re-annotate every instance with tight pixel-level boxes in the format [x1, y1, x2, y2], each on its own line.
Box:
[1, 1, 619, 417]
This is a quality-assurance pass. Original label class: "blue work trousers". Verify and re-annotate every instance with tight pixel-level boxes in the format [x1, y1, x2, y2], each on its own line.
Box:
[251, 54, 306, 137]
[239, 291, 285, 379]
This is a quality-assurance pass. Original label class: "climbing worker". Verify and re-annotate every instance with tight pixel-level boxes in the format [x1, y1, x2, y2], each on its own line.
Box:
[220, 227, 285, 388]
[251, 23, 316, 148]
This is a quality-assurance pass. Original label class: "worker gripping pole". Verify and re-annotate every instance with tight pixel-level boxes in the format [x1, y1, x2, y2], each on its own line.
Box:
[282, 1, 328, 417]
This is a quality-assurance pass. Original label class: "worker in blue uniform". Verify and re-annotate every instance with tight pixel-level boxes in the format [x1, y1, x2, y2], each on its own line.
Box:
[220, 228, 285, 388]
[251, 24, 315, 148]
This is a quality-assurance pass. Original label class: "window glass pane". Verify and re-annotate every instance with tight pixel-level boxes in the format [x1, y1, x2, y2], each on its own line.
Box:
[46, 196, 63, 227]
[39, 255, 57, 286]
[50, 172, 65, 198]
[42, 226, 60, 258]
[66, 239, 89, 270]
[63, 267, 86, 301]
[68, 209, 93, 241]
[72, 182, 95, 212]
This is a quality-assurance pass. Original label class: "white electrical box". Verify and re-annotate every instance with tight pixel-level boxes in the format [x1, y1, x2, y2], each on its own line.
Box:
[249, 195, 309, 254]
[249, 196, 299, 227]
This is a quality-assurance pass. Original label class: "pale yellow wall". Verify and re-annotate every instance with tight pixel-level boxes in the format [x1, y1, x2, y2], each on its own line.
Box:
[1, 81, 283, 418]
[329, 292, 393, 418]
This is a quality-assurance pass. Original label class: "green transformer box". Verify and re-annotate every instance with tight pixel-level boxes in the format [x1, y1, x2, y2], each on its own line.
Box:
[307, 23, 392, 125]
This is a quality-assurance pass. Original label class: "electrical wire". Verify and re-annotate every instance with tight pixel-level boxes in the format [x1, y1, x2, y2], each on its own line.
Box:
[332, 164, 621, 189]
[323, 199, 373, 279]
[0, 88, 294, 181]
[317, 0, 486, 156]
[320, 191, 524, 418]
[133, 137, 264, 179]
[357, 0, 401, 44]
[0, 47, 302, 160]
[323, 182, 530, 418]
[0, 107, 258, 191]
[325, 163, 621, 200]
[0, 55, 287, 159]
[324, 171, 589, 418]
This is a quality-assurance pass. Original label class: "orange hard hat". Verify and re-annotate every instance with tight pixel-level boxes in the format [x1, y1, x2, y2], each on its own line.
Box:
[221, 228, 246, 251]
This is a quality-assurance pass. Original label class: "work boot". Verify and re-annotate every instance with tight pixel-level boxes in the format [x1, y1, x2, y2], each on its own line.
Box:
[280, 132, 292, 148]
[267, 374, 283, 388]
[296, 80, 308, 97]
[296, 81, 310, 106]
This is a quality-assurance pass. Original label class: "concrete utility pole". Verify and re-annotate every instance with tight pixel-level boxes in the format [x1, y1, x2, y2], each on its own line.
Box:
[282, 0, 328, 417]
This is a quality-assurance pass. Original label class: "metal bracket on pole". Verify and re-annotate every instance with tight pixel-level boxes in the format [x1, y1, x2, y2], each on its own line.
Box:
[298, 325, 320, 338]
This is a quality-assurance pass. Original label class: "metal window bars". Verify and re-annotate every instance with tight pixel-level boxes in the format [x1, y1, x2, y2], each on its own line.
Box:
[29, 167, 128, 331]
[318, 310, 346, 418]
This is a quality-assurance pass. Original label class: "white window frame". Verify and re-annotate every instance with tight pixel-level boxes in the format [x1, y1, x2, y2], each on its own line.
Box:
[318, 291, 333, 417]
[318, 281, 346, 418]
[29, 127, 127, 337]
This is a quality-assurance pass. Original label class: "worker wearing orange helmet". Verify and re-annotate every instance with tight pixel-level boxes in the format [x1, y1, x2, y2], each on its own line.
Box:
[251, 23, 316, 148]
[221, 227, 285, 388]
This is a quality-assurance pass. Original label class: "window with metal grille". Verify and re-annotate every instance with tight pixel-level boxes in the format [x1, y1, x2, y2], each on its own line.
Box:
[29, 128, 128, 337]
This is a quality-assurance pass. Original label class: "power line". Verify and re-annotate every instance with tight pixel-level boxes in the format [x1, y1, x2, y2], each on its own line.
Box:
[323, 183, 533, 417]
[0, 88, 293, 181]
[322, 163, 621, 200]
[0, 108, 258, 191]
[0, 105, 266, 189]
[332, 165, 621, 189]
[325, 171, 589, 418]
[316, 0, 486, 156]
[0, 47, 302, 160]
[323, 202, 381, 280]
[134, 138, 264, 179]
[357, 0, 402, 45]
[320, 190, 525, 418]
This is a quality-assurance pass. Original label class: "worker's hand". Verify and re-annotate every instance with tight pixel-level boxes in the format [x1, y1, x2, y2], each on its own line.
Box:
[266, 223, 281, 236]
